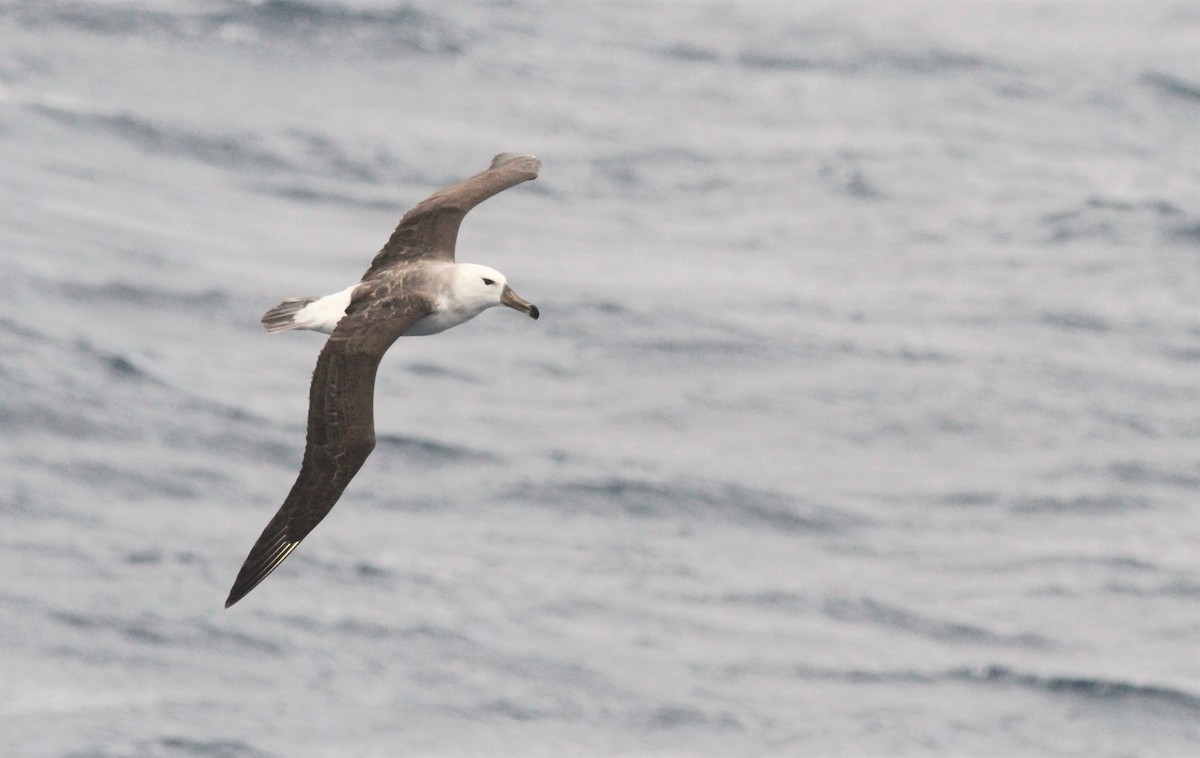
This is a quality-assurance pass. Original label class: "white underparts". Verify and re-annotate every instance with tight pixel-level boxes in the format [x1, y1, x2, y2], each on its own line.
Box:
[405, 295, 485, 336]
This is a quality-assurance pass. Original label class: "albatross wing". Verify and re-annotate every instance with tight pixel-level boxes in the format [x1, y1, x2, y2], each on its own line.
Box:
[362, 152, 541, 278]
[225, 299, 426, 607]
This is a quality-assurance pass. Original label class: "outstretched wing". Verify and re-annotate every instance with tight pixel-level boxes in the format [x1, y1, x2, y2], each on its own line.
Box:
[225, 295, 425, 608]
[361, 152, 541, 279]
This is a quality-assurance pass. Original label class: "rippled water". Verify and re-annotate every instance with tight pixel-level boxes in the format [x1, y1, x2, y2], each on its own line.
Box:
[2, 1, 1199, 755]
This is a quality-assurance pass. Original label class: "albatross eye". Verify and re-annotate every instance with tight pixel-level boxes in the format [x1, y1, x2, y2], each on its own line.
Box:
[481, 278, 495, 286]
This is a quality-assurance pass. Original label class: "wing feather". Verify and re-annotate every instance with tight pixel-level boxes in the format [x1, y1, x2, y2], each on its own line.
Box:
[225, 303, 425, 608]
[361, 152, 540, 278]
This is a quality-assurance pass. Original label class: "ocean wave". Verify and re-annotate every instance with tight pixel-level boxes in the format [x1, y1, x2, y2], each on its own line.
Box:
[936, 490, 1000, 507]
[0, 313, 291, 471]
[738, 44, 1006, 77]
[167, 404, 295, 468]
[72, 337, 164, 384]
[657, 43, 722, 64]
[47, 609, 284, 656]
[822, 597, 1052, 648]
[1009, 493, 1150, 514]
[1038, 310, 1113, 333]
[0, 321, 149, 440]
[707, 589, 808, 611]
[260, 183, 398, 210]
[58, 280, 231, 313]
[36, 458, 214, 501]
[1108, 460, 1200, 489]
[590, 147, 731, 195]
[4, 0, 464, 56]
[506, 476, 861, 533]
[637, 703, 744, 732]
[703, 591, 1052, 648]
[257, 610, 482, 650]
[1041, 195, 1187, 245]
[402, 361, 483, 383]
[817, 156, 885, 200]
[1, 396, 134, 442]
[152, 736, 268, 758]
[375, 432, 500, 466]
[33, 104, 291, 172]
[1021, 553, 1158, 572]
[578, 306, 774, 368]
[1142, 71, 1200, 103]
[212, 0, 463, 55]
[1171, 220, 1200, 244]
[1156, 578, 1200, 598]
[792, 664, 1200, 712]
[472, 696, 583, 723]
[966, 666, 1200, 711]
[32, 104, 420, 184]
[1105, 577, 1200, 598]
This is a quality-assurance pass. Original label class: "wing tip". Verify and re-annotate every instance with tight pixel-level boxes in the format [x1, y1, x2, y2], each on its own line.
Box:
[224, 576, 258, 608]
[490, 152, 540, 176]
[224, 541, 300, 609]
[224, 582, 250, 608]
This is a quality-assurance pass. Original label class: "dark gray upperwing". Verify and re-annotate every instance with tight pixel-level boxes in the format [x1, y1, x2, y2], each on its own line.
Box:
[224, 297, 426, 608]
[361, 152, 541, 280]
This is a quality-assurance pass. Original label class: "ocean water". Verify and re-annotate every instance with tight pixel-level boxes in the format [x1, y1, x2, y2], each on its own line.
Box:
[2, 0, 1199, 755]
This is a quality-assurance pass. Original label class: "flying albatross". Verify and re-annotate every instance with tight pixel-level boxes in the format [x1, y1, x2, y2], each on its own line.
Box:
[224, 152, 541, 608]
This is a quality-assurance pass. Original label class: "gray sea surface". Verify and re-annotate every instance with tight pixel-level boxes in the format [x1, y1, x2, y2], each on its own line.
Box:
[2, 1, 1199, 755]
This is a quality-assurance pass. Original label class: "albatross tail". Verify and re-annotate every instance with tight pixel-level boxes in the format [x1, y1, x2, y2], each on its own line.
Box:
[261, 297, 319, 333]
[261, 284, 357, 335]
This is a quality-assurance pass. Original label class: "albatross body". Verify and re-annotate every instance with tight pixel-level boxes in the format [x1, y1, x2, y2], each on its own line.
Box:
[225, 152, 541, 608]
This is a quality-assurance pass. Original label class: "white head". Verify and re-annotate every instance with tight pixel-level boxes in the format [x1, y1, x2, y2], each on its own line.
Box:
[451, 263, 539, 320]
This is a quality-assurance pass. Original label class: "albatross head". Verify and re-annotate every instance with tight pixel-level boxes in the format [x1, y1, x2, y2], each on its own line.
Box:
[453, 263, 540, 320]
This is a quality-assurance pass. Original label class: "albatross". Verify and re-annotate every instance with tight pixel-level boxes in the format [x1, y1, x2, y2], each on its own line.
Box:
[224, 152, 542, 608]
